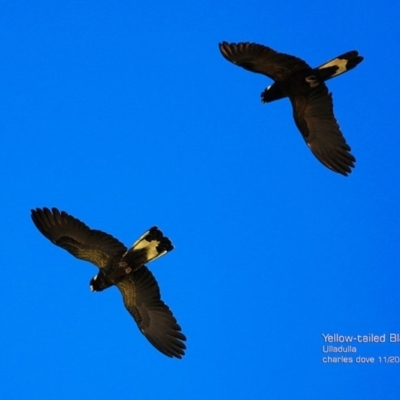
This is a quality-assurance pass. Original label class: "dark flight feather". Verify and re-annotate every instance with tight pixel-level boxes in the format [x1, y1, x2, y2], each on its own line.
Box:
[219, 41, 310, 82]
[31, 207, 126, 269]
[117, 266, 186, 358]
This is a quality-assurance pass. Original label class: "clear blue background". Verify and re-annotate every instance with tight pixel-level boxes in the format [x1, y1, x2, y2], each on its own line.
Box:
[1, 1, 399, 399]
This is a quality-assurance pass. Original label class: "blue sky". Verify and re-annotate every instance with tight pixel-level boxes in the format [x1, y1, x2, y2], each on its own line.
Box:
[1, 1, 400, 399]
